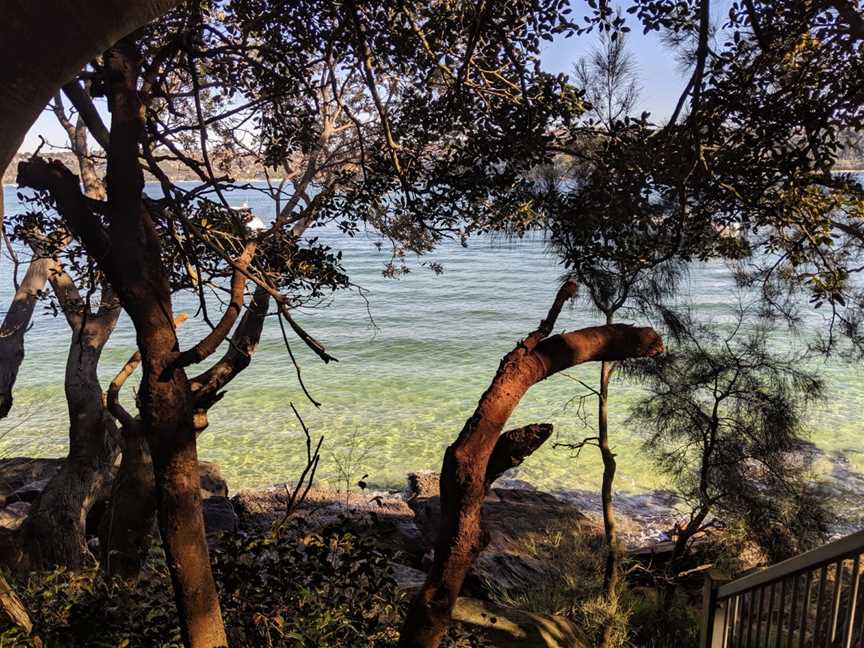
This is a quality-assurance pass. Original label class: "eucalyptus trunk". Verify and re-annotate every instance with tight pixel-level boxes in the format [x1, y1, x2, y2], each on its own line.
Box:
[19, 310, 119, 569]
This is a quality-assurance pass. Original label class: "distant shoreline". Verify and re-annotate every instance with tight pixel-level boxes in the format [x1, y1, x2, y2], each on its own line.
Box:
[6, 171, 864, 190]
[3, 178, 283, 188]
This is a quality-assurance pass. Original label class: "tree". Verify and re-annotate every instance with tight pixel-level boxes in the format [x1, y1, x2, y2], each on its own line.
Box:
[540, 30, 710, 645]
[615, 0, 864, 349]
[0, 88, 127, 572]
[399, 280, 664, 647]
[628, 304, 832, 612]
[14, 1, 577, 644]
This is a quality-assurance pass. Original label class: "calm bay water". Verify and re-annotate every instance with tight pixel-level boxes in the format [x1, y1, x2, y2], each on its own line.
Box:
[2, 184, 864, 518]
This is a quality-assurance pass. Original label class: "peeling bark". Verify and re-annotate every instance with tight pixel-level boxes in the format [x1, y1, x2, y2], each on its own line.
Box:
[399, 282, 664, 648]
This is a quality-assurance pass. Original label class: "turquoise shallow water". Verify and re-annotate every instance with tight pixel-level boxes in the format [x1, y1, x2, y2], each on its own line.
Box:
[2, 184, 864, 513]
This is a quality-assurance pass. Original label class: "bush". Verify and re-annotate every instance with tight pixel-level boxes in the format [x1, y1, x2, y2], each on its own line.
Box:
[0, 518, 485, 647]
[624, 588, 700, 648]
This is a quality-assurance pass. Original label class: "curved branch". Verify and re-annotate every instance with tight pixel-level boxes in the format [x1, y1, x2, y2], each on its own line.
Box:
[61, 80, 111, 151]
[107, 313, 188, 428]
[189, 285, 270, 406]
[0, 256, 53, 418]
[107, 350, 141, 429]
[171, 241, 256, 370]
[16, 157, 111, 264]
[400, 304, 663, 646]
[0, 0, 181, 199]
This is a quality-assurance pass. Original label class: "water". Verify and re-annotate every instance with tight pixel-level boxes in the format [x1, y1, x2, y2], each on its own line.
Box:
[2, 184, 864, 523]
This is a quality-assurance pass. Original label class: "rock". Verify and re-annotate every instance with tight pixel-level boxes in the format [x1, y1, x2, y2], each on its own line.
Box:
[0, 502, 30, 530]
[408, 485, 597, 597]
[199, 461, 228, 499]
[405, 471, 439, 501]
[8, 478, 51, 504]
[0, 458, 63, 506]
[452, 597, 589, 648]
[1, 456, 227, 507]
[390, 562, 427, 594]
[203, 496, 239, 535]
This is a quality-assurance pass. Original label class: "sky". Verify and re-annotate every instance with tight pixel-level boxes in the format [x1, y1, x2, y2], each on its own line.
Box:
[18, 9, 689, 152]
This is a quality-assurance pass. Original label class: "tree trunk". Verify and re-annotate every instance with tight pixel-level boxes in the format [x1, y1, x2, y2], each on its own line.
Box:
[100, 288, 271, 580]
[660, 508, 708, 614]
[399, 283, 664, 648]
[16, 39, 228, 647]
[19, 312, 119, 569]
[100, 418, 157, 578]
[100, 41, 226, 647]
[598, 358, 620, 648]
[0, 259, 54, 417]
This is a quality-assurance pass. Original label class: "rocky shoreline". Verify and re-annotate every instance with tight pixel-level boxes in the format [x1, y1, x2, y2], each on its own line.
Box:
[0, 457, 683, 547]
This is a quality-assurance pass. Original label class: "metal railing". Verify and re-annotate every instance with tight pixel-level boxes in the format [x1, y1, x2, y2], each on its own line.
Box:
[701, 529, 864, 648]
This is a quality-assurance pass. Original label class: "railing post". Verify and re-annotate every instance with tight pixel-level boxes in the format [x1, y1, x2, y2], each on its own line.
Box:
[701, 569, 731, 648]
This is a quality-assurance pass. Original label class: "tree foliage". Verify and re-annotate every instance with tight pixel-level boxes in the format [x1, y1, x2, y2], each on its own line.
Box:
[628, 305, 833, 562]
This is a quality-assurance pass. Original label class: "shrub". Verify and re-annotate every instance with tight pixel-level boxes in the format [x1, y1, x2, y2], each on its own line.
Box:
[624, 588, 700, 648]
[1, 518, 485, 647]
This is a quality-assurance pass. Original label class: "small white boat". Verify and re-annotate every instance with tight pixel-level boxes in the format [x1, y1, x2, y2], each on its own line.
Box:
[232, 201, 266, 231]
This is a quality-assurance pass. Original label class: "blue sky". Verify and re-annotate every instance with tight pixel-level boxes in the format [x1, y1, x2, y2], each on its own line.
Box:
[18, 11, 689, 152]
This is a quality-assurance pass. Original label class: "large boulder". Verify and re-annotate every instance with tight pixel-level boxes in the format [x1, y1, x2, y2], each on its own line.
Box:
[0, 458, 63, 507]
[406, 474, 598, 597]
[203, 496, 239, 535]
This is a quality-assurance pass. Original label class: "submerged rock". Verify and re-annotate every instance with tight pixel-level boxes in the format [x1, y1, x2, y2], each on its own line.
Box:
[199, 461, 229, 499]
